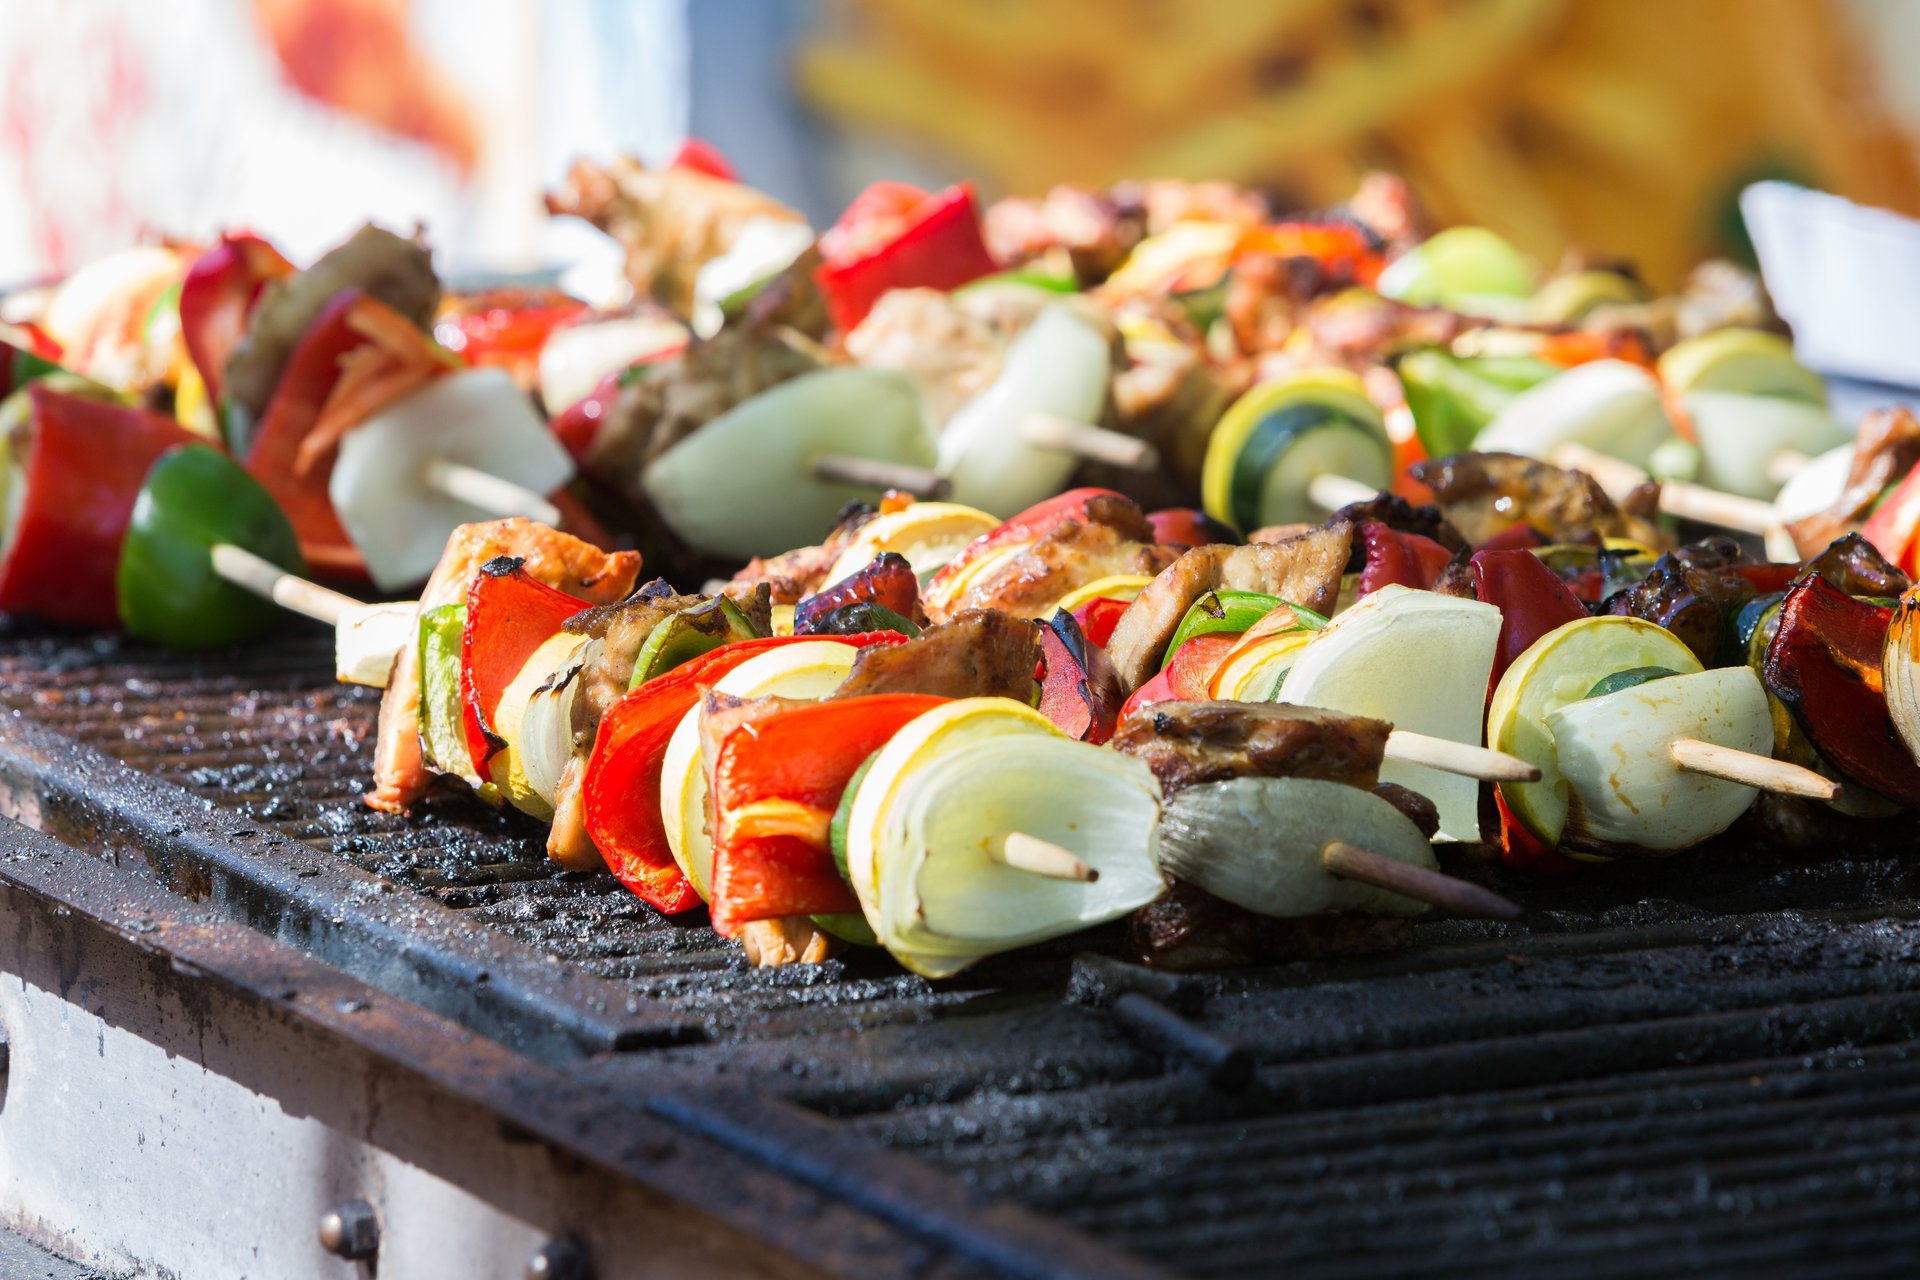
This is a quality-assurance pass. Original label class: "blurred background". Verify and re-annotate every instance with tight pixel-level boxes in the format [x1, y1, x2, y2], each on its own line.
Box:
[5, 0, 1920, 288]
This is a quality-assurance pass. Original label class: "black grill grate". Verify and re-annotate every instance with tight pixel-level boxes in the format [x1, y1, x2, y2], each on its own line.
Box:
[5, 620, 1920, 1279]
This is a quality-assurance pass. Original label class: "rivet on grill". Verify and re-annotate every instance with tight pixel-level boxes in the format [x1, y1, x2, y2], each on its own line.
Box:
[316, 1198, 379, 1259]
[525, 1234, 593, 1280]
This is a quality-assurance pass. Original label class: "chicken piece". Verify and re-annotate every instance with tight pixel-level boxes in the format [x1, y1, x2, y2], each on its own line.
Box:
[1105, 524, 1352, 691]
[366, 520, 643, 814]
[1111, 700, 1390, 796]
[932, 518, 1178, 622]
[728, 503, 878, 605]
[845, 288, 1006, 426]
[1411, 451, 1668, 550]
[546, 155, 808, 315]
[741, 918, 833, 967]
[834, 610, 1039, 702]
[1789, 407, 1920, 559]
[1130, 881, 1413, 971]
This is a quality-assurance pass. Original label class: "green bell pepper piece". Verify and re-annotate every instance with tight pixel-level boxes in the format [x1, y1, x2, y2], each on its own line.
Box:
[628, 594, 767, 690]
[815, 752, 880, 946]
[1397, 349, 1557, 459]
[1162, 590, 1327, 669]
[115, 444, 304, 647]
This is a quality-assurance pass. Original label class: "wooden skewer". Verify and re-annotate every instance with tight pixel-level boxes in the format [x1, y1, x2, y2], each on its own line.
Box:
[1767, 448, 1814, 487]
[812, 454, 951, 498]
[993, 832, 1100, 882]
[1552, 444, 1782, 536]
[209, 544, 363, 626]
[1385, 729, 1541, 782]
[1669, 738, 1839, 800]
[1307, 472, 1381, 513]
[1321, 841, 1522, 921]
[423, 459, 563, 526]
[1022, 414, 1160, 471]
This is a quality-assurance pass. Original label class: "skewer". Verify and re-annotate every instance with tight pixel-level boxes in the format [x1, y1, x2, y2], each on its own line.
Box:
[1768, 449, 1814, 488]
[1552, 444, 1782, 536]
[1307, 472, 1382, 513]
[1320, 841, 1523, 920]
[1385, 730, 1541, 782]
[423, 459, 563, 526]
[1021, 414, 1160, 471]
[1668, 738, 1839, 800]
[812, 454, 951, 498]
[209, 544, 363, 625]
[993, 832, 1100, 882]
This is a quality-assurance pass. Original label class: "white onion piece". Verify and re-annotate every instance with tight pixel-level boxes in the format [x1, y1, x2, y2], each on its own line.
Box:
[539, 312, 689, 413]
[1475, 359, 1673, 471]
[520, 636, 599, 808]
[937, 307, 1113, 518]
[1546, 667, 1770, 851]
[690, 216, 816, 337]
[1159, 777, 1437, 918]
[1886, 595, 1920, 765]
[1771, 441, 1855, 524]
[331, 368, 577, 591]
[1684, 391, 1848, 500]
[1277, 585, 1501, 842]
[333, 600, 419, 688]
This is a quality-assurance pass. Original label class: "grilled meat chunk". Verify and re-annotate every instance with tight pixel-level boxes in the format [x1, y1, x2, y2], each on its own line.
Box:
[729, 503, 878, 605]
[368, 520, 642, 814]
[1326, 492, 1468, 554]
[1790, 407, 1920, 558]
[844, 288, 1007, 426]
[1111, 700, 1390, 797]
[1604, 538, 1757, 666]
[1129, 881, 1413, 971]
[834, 610, 1039, 702]
[1804, 532, 1911, 599]
[1372, 782, 1440, 840]
[1105, 525, 1351, 691]
[1412, 451, 1667, 550]
[929, 499, 1176, 622]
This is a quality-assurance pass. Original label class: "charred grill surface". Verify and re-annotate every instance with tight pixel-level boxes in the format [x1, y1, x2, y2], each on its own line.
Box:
[5, 622, 1920, 1279]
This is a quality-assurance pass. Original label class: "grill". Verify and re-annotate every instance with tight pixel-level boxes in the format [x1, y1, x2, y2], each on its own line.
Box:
[2, 618, 1919, 1278]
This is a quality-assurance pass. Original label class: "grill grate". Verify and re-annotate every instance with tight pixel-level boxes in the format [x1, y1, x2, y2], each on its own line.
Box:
[5, 620, 1920, 1279]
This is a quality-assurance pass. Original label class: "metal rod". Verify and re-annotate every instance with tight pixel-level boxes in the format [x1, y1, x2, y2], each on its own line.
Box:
[1321, 841, 1523, 921]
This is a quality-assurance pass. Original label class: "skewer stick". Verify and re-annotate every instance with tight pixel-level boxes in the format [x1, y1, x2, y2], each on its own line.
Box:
[1321, 841, 1522, 921]
[812, 454, 951, 498]
[1385, 729, 1541, 782]
[1552, 444, 1781, 536]
[1668, 738, 1839, 800]
[423, 459, 563, 526]
[1307, 472, 1381, 513]
[1022, 414, 1160, 471]
[1767, 449, 1813, 487]
[993, 832, 1100, 882]
[209, 544, 362, 626]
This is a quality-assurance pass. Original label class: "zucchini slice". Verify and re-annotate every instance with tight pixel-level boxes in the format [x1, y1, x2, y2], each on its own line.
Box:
[1201, 371, 1392, 533]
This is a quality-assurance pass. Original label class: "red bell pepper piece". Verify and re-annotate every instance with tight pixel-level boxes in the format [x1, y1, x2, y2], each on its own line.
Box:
[1476, 524, 1546, 553]
[1145, 508, 1237, 549]
[816, 182, 1000, 332]
[1038, 610, 1127, 744]
[708, 692, 947, 935]
[242, 289, 372, 578]
[459, 558, 596, 776]
[1072, 596, 1130, 649]
[1356, 521, 1453, 596]
[1862, 460, 1920, 578]
[1471, 548, 1590, 691]
[550, 369, 625, 462]
[1237, 221, 1386, 287]
[1472, 547, 1591, 874]
[582, 633, 904, 913]
[926, 488, 1129, 599]
[1763, 575, 1920, 806]
[179, 231, 295, 404]
[1732, 562, 1801, 595]
[434, 288, 588, 378]
[669, 137, 737, 182]
[794, 552, 919, 632]
[0, 387, 197, 628]
[1116, 632, 1238, 722]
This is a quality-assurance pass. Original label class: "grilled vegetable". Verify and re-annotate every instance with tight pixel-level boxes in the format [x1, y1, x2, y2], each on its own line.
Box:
[1469, 548, 1592, 691]
[1547, 667, 1771, 852]
[1279, 585, 1502, 841]
[1684, 392, 1846, 500]
[116, 445, 303, 647]
[1158, 776, 1437, 917]
[794, 553, 919, 634]
[1200, 371, 1393, 533]
[643, 368, 938, 561]
[1487, 615, 1704, 847]
[938, 307, 1112, 517]
[1474, 360, 1673, 472]
[519, 636, 597, 808]
[841, 698, 1163, 978]
[1656, 328, 1826, 403]
[1038, 608, 1126, 743]
[816, 182, 1001, 332]
[488, 631, 584, 819]
[416, 603, 484, 793]
[1376, 226, 1535, 313]
[821, 502, 999, 585]
[629, 594, 764, 687]
[1395, 348, 1556, 458]
[331, 368, 577, 590]
[1162, 589, 1289, 668]
[459, 558, 595, 780]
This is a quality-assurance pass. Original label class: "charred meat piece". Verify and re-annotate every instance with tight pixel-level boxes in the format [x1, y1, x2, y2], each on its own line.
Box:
[1105, 524, 1351, 691]
[1129, 880, 1413, 971]
[728, 503, 878, 605]
[1790, 407, 1920, 558]
[1604, 541, 1756, 667]
[1804, 532, 1912, 599]
[564, 580, 773, 730]
[1372, 782, 1440, 840]
[1411, 451, 1667, 550]
[1111, 700, 1390, 797]
[835, 610, 1039, 702]
[1327, 492, 1468, 555]
[368, 519, 642, 814]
